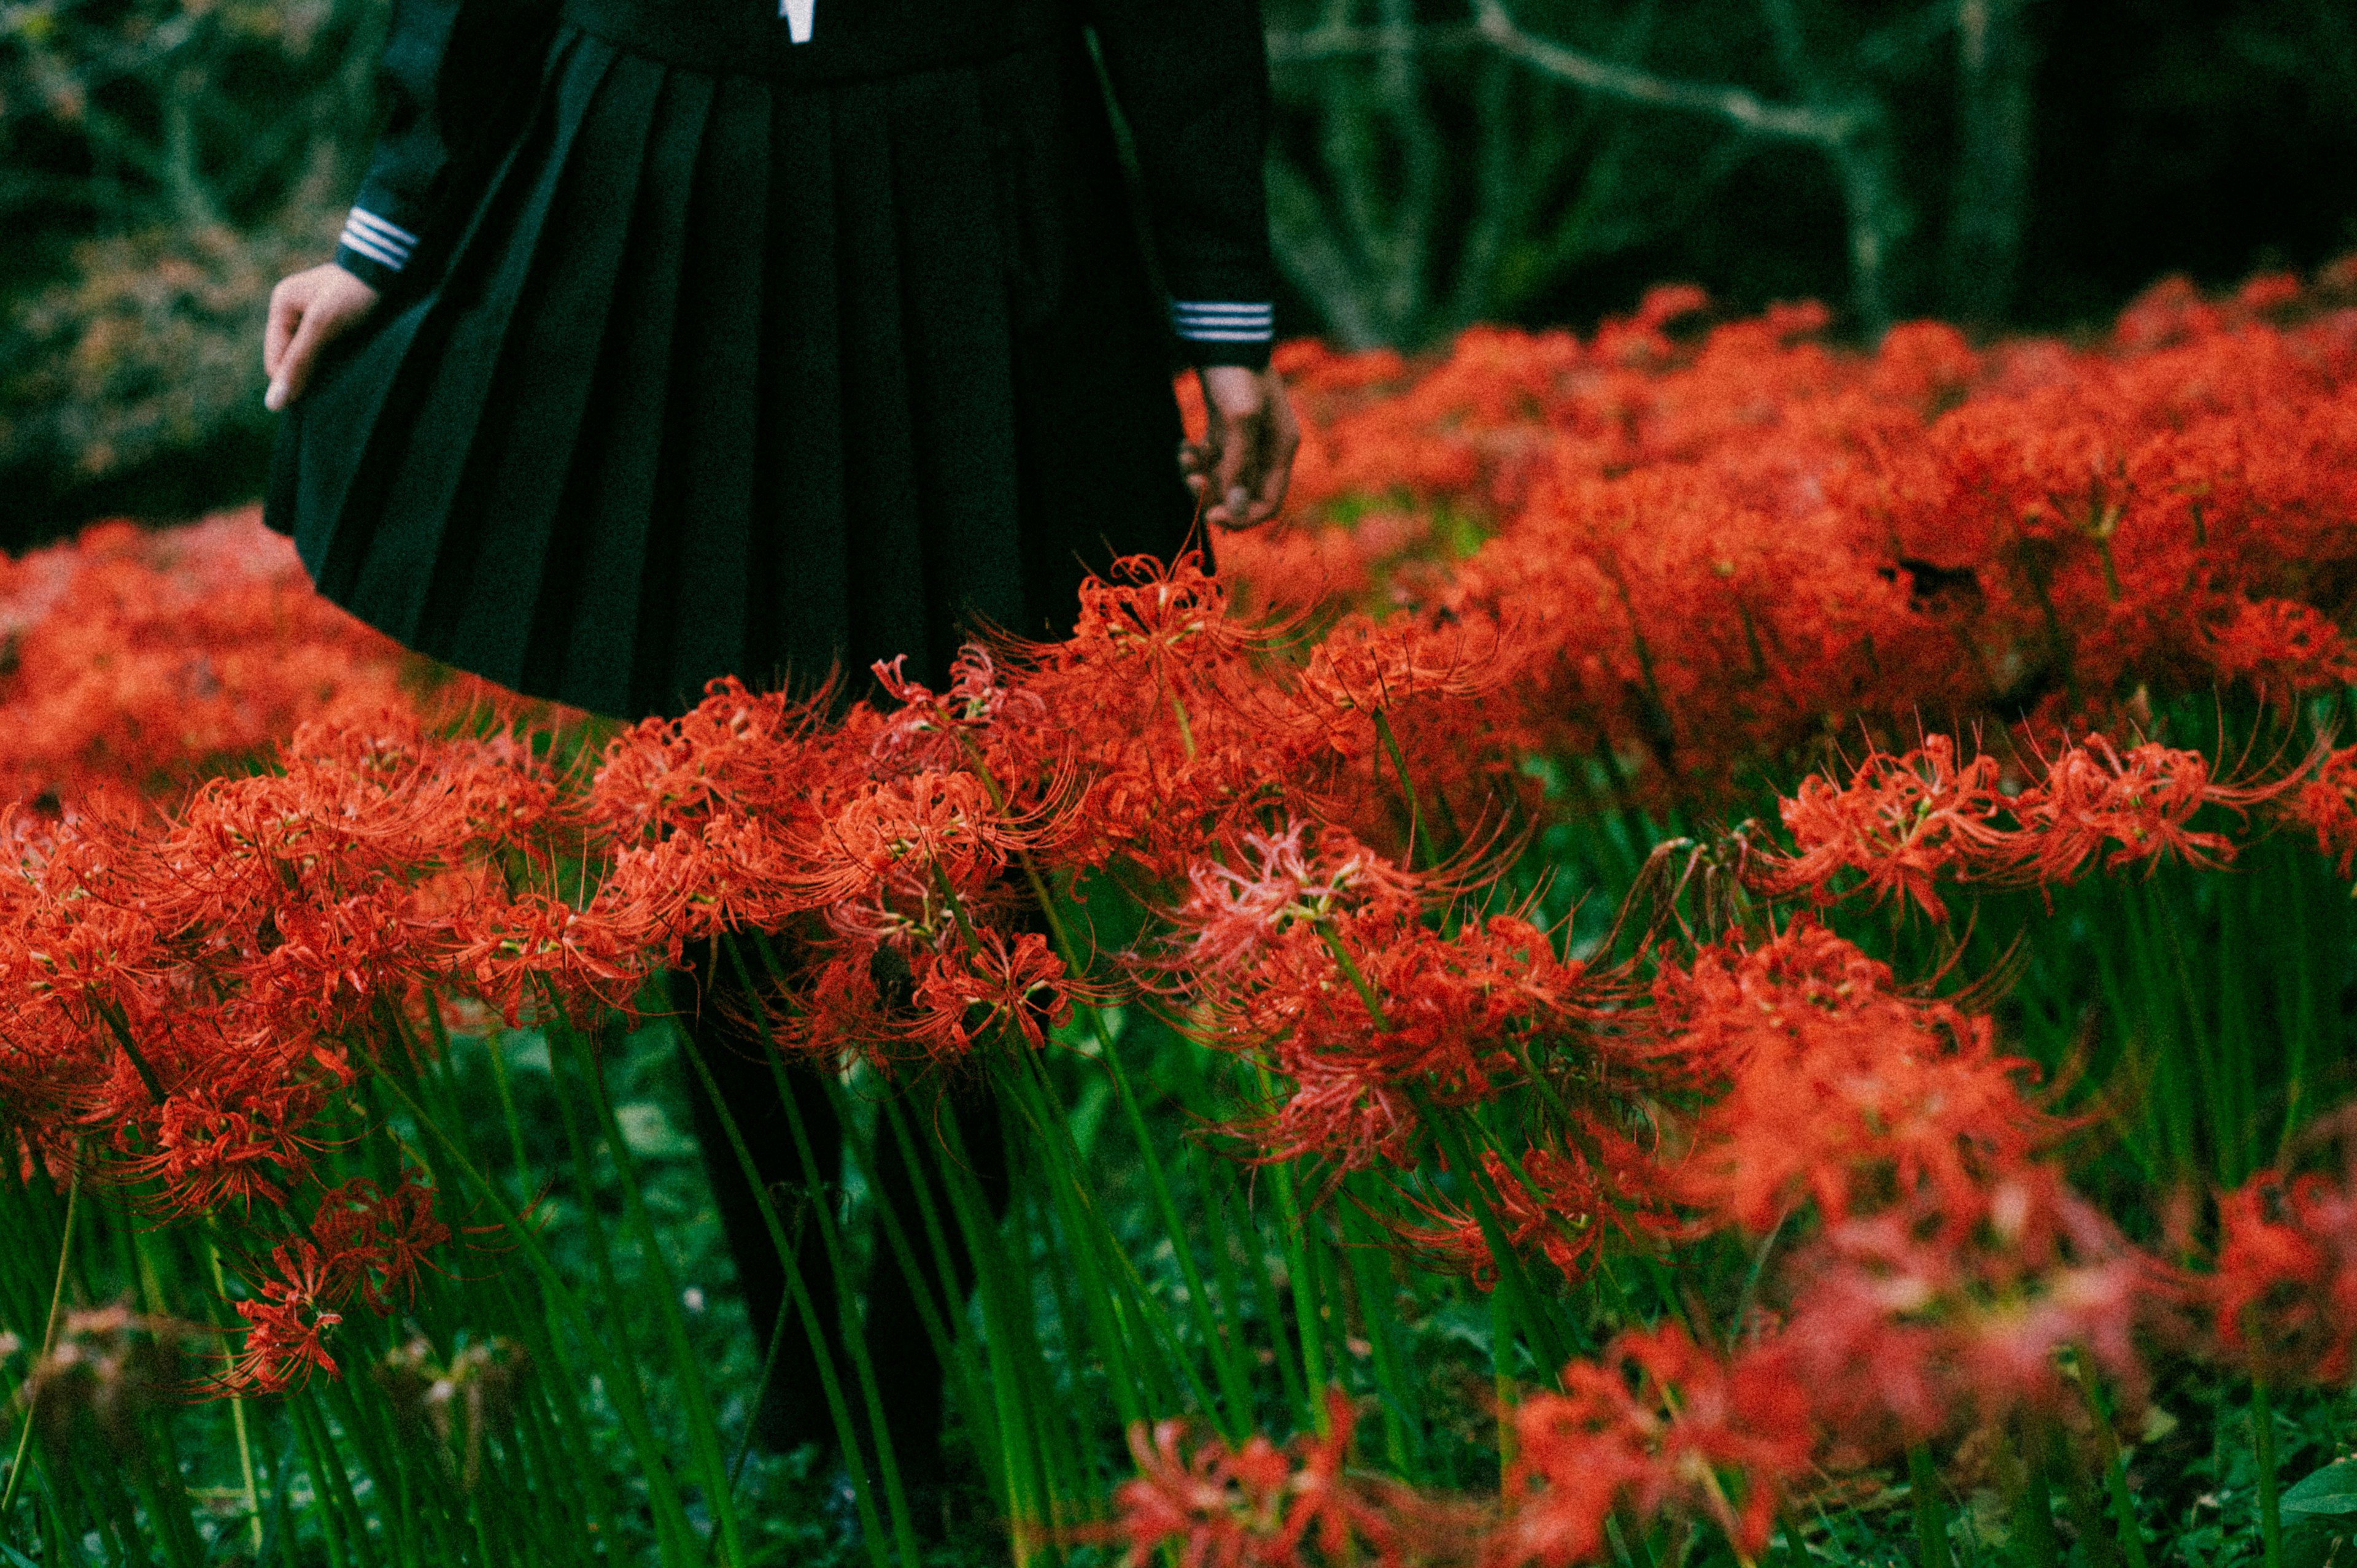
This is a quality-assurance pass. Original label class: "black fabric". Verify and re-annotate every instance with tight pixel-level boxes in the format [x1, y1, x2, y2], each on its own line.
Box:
[1085, 0, 1274, 309]
[349, 0, 559, 244]
[336, 0, 1271, 323]
[554, 0, 1064, 84]
[270, 15, 1207, 716]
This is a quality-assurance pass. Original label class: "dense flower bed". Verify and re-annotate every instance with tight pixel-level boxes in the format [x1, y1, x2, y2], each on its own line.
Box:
[10, 264, 2357, 1565]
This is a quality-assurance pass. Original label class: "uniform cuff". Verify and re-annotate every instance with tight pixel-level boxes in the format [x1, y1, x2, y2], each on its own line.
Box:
[333, 245, 403, 293]
[1172, 300, 1274, 369]
[337, 205, 419, 278]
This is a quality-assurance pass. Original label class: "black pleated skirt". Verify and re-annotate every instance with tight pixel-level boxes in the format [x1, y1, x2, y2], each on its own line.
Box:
[266, 13, 1196, 720]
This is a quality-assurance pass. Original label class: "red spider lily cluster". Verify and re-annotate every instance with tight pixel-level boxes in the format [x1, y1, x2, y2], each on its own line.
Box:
[0, 714, 590, 1389]
[7, 262, 2357, 1542]
[1110, 1391, 1480, 1568]
[1126, 920, 2357, 1567]
[0, 511, 479, 806]
[1210, 261, 2357, 805]
[1752, 733, 2297, 921]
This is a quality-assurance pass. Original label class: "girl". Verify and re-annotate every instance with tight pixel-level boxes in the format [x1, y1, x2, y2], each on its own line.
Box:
[257, 0, 1297, 1519]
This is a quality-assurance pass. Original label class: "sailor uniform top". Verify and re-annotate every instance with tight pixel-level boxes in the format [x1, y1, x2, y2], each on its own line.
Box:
[330, 0, 1279, 367]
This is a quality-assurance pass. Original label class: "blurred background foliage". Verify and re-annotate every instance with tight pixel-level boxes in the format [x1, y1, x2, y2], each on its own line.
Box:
[0, 0, 2352, 546]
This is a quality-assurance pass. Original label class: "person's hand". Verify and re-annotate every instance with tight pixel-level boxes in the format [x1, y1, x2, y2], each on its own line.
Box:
[1182, 364, 1300, 530]
[263, 264, 381, 412]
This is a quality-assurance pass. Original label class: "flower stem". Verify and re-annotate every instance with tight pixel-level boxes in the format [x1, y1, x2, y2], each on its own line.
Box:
[206, 1239, 264, 1556]
[1371, 707, 1426, 868]
[0, 1159, 79, 1523]
[2253, 1377, 2284, 1568]
[1908, 1445, 1952, 1568]
[2071, 1353, 2151, 1568]
[1314, 918, 1391, 1030]
[1492, 1269, 1517, 1496]
[2005, 1429, 2062, 1568]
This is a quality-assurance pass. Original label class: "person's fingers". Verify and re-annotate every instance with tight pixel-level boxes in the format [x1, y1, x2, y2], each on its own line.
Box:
[1178, 436, 1213, 498]
[281, 280, 382, 409]
[266, 268, 379, 410]
[1243, 395, 1302, 526]
[269, 301, 342, 412]
[1217, 406, 1291, 528]
[1205, 408, 1258, 528]
[263, 279, 306, 385]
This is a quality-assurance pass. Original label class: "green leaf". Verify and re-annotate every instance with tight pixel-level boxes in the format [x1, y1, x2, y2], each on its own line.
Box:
[2280, 1461, 2357, 1517]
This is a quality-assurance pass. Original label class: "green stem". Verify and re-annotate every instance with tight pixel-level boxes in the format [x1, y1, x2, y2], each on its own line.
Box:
[206, 1239, 265, 1557]
[2007, 1427, 2062, 1568]
[1908, 1445, 1951, 1568]
[1493, 1283, 1518, 1495]
[2055, 1424, 2124, 1568]
[1315, 919, 1390, 1029]
[2072, 1353, 2151, 1568]
[2254, 1377, 2284, 1568]
[0, 1159, 78, 1523]
[1268, 1154, 1333, 1433]
[1371, 706, 1426, 868]
[545, 994, 745, 1568]
[482, 1019, 538, 1200]
[372, 1070, 702, 1567]
[677, 1006, 902, 1568]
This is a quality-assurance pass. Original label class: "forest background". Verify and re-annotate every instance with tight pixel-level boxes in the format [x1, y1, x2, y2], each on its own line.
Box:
[0, 0, 2353, 546]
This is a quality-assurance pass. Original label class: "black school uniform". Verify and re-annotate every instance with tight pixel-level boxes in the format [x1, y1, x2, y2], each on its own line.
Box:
[265, 0, 1275, 719]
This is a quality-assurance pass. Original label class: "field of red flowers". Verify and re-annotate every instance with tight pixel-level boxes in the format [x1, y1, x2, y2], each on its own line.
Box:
[9, 263, 2357, 1568]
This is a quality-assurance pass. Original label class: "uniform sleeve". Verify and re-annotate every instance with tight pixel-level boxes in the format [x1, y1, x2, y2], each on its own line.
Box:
[1085, 0, 1279, 369]
[333, 0, 557, 290]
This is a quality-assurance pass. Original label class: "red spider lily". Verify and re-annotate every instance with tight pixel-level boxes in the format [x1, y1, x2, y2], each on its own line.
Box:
[312, 1175, 453, 1315]
[1756, 736, 2290, 921]
[222, 1242, 346, 1394]
[589, 678, 853, 956]
[1163, 819, 1428, 971]
[867, 645, 1048, 775]
[11, 265, 2357, 1428]
[908, 927, 1075, 1056]
[1113, 1389, 1471, 1568]
[2283, 744, 2357, 878]
[126, 1087, 333, 1218]
[1062, 552, 1283, 693]
[792, 770, 1044, 908]
[449, 891, 654, 1023]
[2007, 736, 2280, 885]
[590, 676, 838, 846]
[1668, 924, 2055, 1245]
[2205, 596, 2357, 710]
[1495, 1326, 1810, 1568]
[2204, 1168, 2357, 1385]
[0, 711, 589, 1246]
[1290, 610, 1531, 753]
[1242, 266, 2357, 811]
[1396, 1141, 1676, 1288]
[1776, 1178, 2151, 1451]
[1648, 918, 1964, 1086]
[1201, 909, 1636, 1172]
[0, 511, 420, 805]
[1668, 981, 2043, 1243]
[1757, 737, 2013, 922]
[1010, 555, 1335, 879]
[1658, 923, 2157, 1447]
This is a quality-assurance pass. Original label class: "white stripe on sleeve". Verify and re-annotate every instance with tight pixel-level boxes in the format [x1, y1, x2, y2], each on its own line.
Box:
[339, 208, 417, 271]
[1170, 301, 1274, 342]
